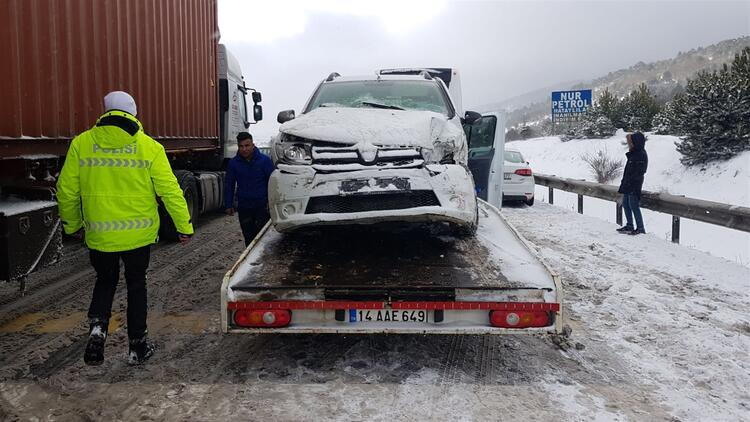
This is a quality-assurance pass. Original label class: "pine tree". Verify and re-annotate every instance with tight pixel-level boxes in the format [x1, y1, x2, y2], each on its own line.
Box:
[539, 117, 554, 136]
[651, 110, 671, 134]
[571, 106, 617, 139]
[620, 83, 661, 131]
[593, 116, 618, 138]
[729, 47, 750, 153]
[676, 47, 750, 164]
[519, 125, 535, 139]
[505, 127, 521, 142]
[652, 93, 687, 135]
[596, 88, 620, 126]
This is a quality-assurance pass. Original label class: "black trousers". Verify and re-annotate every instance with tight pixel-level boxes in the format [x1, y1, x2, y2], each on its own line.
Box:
[88, 245, 151, 339]
[238, 207, 270, 246]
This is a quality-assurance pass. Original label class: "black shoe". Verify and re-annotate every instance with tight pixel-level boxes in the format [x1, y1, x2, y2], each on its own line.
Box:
[616, 225, 634, 233]
[629, 228, 646, 235]
[128, 336, 155, 365]
[83, 322, 108, 366]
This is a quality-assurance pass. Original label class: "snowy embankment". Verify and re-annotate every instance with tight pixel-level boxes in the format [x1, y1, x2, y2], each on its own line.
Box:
[503, 203, 749, 422]
[506, 131, 750, 267]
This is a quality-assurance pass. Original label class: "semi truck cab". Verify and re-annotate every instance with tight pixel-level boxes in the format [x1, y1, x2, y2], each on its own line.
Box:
[218, 44, 263, 163]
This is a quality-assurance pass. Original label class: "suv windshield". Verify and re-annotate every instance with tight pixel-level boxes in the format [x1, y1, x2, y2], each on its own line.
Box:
[306, 80, 452, 115]
[505, 151, 525, 163]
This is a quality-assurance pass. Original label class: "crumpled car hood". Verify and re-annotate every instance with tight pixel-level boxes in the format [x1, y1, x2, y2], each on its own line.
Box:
[279, 107, 458, 148]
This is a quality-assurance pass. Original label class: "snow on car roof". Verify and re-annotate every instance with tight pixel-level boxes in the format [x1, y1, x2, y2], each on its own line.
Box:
[325, 74, 433, 83]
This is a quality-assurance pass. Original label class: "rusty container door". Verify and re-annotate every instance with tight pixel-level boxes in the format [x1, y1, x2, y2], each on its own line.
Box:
[0, 0, 219, 156]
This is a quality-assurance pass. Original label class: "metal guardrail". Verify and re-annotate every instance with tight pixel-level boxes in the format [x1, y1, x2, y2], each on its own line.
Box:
[534, 173, 750, 243]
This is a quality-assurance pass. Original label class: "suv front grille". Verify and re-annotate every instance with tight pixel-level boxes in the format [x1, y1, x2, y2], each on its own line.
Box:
[305, 191, 440, 214]
[311, 143, 423, 171]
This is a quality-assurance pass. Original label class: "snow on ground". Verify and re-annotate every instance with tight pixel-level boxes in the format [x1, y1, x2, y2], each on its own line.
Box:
[502, 203, 750, 422]
[0, 206, 748, 421]
[0, 197, 57, 216]
[506, 131, 750, 266]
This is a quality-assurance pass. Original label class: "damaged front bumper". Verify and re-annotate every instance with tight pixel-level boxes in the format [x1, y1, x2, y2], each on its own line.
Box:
[269, 164, 477, 232]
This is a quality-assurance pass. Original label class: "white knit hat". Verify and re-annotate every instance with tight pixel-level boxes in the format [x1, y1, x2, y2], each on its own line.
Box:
[103, 91, 137, 116]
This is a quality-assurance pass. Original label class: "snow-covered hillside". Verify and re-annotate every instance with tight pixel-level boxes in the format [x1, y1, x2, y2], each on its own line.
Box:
[506, 131, 750, 266]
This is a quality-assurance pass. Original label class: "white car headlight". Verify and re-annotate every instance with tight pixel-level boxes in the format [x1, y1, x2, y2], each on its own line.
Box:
[284, 145, 310, 162]
[423, 139, 457, 164]
[275, 135, 312, 165]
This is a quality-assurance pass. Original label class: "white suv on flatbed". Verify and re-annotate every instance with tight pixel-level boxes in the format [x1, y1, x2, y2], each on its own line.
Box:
[268, 71, 483, 233]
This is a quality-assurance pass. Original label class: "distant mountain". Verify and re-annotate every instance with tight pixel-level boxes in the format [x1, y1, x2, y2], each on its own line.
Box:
[485, 36, 750, 129]
[473, 80, 583, 113]
[590, 36, 749, 99]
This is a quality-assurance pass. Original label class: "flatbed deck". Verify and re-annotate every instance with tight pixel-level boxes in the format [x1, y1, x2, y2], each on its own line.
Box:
[222, 201, 562, 334]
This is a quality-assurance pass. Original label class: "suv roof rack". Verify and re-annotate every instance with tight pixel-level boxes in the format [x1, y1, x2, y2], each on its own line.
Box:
[325, 72, 341, 82]
[378, 68, 453, 86]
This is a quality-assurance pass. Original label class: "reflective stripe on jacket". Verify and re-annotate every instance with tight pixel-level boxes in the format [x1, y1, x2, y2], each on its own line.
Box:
[57, 111, 193, 252]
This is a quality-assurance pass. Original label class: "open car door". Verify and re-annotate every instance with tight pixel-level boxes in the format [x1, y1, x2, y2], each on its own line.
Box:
[466, 112, 505, 208]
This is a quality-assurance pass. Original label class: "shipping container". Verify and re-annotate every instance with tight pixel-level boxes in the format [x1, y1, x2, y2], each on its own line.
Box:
[0, 0, 262, 286]
[0, 0, 219, 156]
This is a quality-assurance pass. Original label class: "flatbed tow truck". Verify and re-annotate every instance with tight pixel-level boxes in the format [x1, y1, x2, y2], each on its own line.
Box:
[221, 200, 563, 335]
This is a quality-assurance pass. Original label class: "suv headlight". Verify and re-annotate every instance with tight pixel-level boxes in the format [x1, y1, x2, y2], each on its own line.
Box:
[423, 139, 456, 164]
[274, 134, 312, 165]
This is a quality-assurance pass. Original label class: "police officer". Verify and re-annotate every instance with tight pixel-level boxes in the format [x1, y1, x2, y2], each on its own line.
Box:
[57, 91, 193, 365]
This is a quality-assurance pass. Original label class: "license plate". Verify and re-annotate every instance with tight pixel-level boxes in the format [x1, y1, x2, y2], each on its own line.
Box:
[350, 309, 428, 323]
[503, 173, 512, 180]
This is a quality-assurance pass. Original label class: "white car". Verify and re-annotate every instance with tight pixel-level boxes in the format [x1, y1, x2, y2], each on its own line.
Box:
[502, 149, 535, 206]
[268, 72, 482, 233]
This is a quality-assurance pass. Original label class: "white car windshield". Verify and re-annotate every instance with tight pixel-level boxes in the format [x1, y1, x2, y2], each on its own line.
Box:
[306, 80, 451, 115]
[505, 151, 525, 163]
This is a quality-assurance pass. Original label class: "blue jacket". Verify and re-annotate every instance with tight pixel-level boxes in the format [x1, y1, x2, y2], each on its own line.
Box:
[224, 149, 274, 210]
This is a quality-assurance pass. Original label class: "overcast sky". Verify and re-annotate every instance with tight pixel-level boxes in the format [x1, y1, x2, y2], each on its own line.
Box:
[218, 0, 749, 141]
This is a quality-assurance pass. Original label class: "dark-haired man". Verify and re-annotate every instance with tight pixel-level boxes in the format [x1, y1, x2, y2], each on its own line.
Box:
[224, 132, 274, 245]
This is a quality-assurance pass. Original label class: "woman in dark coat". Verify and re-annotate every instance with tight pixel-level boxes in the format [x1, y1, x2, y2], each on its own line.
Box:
[617, 132, 648, 235]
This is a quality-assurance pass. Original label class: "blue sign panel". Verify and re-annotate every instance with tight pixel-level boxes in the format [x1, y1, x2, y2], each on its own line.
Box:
[551, 90, 592, 122]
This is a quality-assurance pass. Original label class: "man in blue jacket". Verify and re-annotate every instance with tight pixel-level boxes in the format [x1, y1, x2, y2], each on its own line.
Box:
[225, 132, 275, 245]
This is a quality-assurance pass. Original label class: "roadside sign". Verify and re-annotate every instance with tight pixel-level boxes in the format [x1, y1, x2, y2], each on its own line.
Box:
[551, 90, 592, 122]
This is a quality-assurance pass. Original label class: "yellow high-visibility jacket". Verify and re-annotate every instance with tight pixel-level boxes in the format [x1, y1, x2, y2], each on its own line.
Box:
[57, 111, 193, 252]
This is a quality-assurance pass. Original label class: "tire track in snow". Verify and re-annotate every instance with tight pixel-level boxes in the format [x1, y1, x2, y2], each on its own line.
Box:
[63, 226, 242, 383]
[0, 215, 238, 380]
[0, 241, 89, 311]
[476, 335, 496, 385]
[424, 335, 469, 418]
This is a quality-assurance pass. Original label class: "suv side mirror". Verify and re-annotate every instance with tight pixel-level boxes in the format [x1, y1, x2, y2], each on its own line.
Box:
[463, 111, 482, 125]
[252, 91, 262, 103]
[277, 109, 296, 124]
[253, 105, 263, 123]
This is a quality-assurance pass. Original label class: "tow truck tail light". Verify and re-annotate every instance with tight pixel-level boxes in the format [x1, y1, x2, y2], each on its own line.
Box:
[515, 168, 532, 176]
[234, 309, 291, 328]
[489, 310, 551, 328]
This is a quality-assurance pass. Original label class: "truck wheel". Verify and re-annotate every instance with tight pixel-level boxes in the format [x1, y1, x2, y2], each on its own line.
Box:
[525, 197, 535, 206]
[159, 170, 198, 241]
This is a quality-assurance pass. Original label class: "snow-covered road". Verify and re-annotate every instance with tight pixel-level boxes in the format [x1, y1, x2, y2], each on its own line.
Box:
[0, 205, 747, 421]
